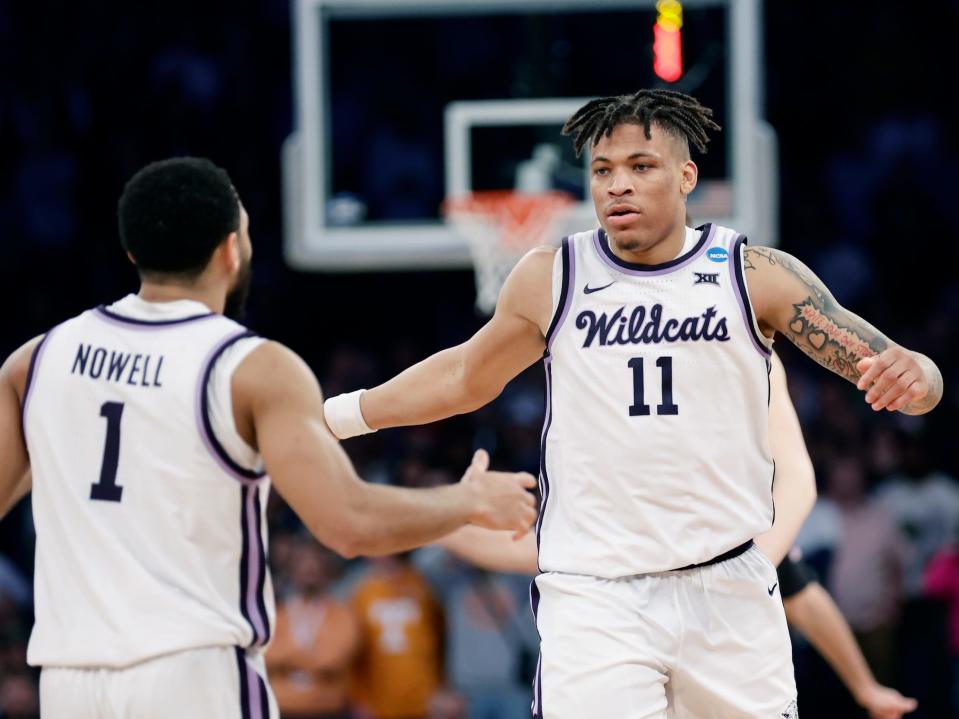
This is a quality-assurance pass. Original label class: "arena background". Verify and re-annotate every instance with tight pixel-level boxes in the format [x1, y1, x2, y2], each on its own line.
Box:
[1, 1, 958, 717]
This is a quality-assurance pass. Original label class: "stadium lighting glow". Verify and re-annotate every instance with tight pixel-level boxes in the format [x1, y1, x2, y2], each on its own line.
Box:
[653, 0, 684, 83]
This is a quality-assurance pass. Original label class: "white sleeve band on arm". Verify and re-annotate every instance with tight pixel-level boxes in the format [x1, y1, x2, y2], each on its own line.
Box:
[323, 389, 376, 440]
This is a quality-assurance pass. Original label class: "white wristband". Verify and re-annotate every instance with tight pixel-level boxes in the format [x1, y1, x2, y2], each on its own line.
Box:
[323, 389, 376, 439]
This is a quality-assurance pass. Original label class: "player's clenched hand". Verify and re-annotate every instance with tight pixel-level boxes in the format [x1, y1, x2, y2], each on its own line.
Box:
[856, 347, 940, 415]
[854, 682, 917, 719]
[460, 449, 538, 535]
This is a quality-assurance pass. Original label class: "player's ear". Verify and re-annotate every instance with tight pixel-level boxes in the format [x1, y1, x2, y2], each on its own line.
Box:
[220, 232, 241, 274]
[680, 159, 698, 197]
[126, 251, 137, 266]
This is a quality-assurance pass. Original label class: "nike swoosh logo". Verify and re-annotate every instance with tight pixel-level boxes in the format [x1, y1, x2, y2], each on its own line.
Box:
[584, 281, 615, 295]
[768, 583, 778, 596]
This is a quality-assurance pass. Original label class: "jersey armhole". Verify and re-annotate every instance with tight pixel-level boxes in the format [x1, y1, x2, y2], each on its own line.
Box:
[544, 237, 576, 352]
[729, 235, 774, 360]
[20, 332, 54, 449]
[197, 331, 267, 482]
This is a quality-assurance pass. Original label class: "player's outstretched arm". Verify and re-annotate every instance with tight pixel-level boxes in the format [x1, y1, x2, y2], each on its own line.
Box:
[324, 247, 555, 439]
[754, 352, 816, 565]
[784, 582, 918, 718]
[233, 341, 537, 558]
[0, 338, 42, 520]
[437, 525, 539, 575]
[744, 246, 942, 415]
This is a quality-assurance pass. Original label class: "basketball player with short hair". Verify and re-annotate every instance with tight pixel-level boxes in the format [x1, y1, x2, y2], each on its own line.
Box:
[0, 157, 537, 718]
[324, 90, 942, 718]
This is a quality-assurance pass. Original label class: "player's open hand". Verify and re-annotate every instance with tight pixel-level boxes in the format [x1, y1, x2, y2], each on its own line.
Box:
[461, 449, 538, 535]
[854, 681, 917, 719]
[856, 347, 940, 414]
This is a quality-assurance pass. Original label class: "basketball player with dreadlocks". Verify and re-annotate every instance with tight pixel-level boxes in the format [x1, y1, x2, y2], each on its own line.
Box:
[324, 90, 943, 718]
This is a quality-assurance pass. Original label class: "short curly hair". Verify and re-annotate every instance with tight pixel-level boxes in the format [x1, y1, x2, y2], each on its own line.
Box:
[118, 157, 240, 278]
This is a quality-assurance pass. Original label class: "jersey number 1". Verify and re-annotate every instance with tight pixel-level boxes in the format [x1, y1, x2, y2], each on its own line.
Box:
[90, 401, 125, 502]
[628, 356, 679, 416]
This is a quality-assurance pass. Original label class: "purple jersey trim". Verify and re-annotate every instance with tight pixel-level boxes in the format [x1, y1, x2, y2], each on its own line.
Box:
[544, 237, 576, 350]
[240, 485, 270, 647]
[235, 647, 269, 719]
[95, 305, 216, 328]
[535, 356, 554, 570]
[195, 330, 266, 483]
[592, 223, 713, 276]
[729, 235, 773, 358]
[250, 485, 271, 645]
[529, 579, 543, 718]
[236, 647, 251, 719]
[20, 332, 53, 449]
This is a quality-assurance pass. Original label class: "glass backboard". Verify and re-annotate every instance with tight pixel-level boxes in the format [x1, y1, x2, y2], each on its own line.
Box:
[284, 0, 776, 270]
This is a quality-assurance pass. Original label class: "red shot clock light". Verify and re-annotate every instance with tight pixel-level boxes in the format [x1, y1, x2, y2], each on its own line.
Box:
[653, 0, 683, 83]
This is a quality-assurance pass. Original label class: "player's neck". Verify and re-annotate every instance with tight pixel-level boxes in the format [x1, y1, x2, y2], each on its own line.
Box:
[137, 281, 225, 315]
[608, 224, 688, 266]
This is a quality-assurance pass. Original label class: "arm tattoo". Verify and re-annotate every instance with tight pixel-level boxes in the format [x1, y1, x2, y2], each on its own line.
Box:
[744, 246, 888, 383]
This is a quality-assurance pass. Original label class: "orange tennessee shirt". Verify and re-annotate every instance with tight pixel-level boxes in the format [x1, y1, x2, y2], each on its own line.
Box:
[350, 566, 444, 719]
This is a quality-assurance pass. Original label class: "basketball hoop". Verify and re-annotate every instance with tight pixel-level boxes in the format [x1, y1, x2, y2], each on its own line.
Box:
[443, 190, 576, 315]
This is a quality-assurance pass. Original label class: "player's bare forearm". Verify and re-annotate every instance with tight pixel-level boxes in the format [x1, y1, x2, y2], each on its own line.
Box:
[785, 582, 877, 698]
[245, 344, 537, 557]
[745, 247, 886, 380]
[362, 312, 546, 430]
[784, 583, 918, 716]
[344, 482, 478, 556]
[334, 453, 536, 557]
[438, 525, 538, 575]
[361, 344, 486, 429]
[745, 246, 942, 415]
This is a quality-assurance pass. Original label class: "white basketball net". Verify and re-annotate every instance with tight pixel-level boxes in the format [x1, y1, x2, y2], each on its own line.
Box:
[444, 191, 575, 315]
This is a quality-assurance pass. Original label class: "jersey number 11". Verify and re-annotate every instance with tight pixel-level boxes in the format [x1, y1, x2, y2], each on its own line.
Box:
[628, 356, 679, 416]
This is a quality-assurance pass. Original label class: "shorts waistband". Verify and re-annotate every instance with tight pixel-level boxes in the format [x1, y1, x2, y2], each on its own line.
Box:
[675, 540, 754, 572]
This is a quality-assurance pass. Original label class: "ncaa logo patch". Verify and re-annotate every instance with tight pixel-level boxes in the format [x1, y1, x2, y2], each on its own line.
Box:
[706, 247, 728, 263]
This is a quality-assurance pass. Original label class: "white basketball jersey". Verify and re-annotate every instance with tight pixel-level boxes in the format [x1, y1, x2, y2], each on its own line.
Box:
[23, 295, 275, 668]
[537, 225, 775, 578]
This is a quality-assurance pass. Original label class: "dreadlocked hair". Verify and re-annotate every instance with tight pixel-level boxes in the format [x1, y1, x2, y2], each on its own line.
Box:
[561, 89, 721, 158]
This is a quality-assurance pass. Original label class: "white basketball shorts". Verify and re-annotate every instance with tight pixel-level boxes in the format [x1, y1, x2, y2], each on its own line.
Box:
[39, 645, 278, 719]
[531, 545, 797, 719]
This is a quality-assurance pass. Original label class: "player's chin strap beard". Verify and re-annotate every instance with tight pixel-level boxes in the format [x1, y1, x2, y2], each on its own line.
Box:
[224, 263, 252, 320]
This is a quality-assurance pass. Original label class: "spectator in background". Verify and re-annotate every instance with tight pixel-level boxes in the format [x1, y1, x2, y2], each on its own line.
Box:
[878, 431, 959, 598]
[267, 537, 359, 719]
[825, 454, 909, 685]
[0, 597, 36, 719]
[426, 689, 468, 719]
[0, 673, 38, 719]
[924, 532, 959, 715]
[351, 554, 444, 719]
[0, 554, 30, 613]
[443, 566, 538, 719]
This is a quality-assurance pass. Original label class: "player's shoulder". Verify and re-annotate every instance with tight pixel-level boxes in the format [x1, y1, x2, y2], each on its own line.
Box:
[232, 339, 322, 405]
[234, 340, 314, 383]
[514, 226, 595, 270]
[504, 244, 556, 289]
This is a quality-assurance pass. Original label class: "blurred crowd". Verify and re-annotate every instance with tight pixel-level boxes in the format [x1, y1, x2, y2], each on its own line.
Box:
[2, 0, 958, 718]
